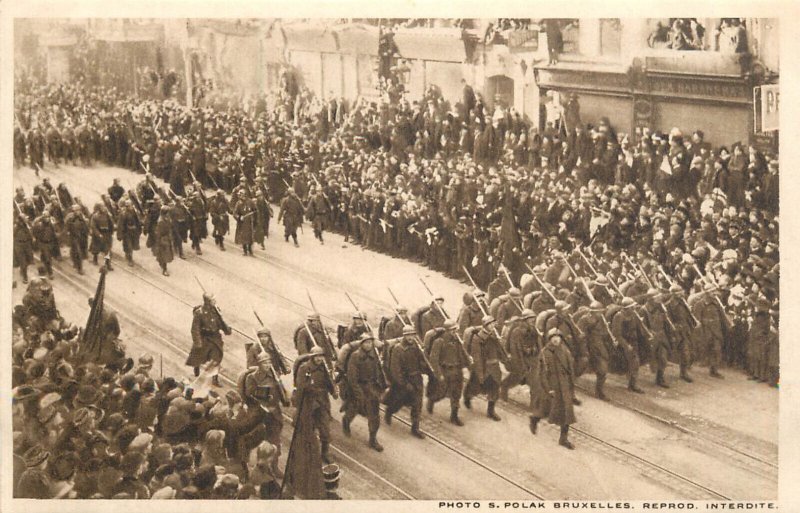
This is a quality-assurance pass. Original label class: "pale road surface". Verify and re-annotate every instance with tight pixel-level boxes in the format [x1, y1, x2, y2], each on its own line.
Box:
[11, 162, 778, 500]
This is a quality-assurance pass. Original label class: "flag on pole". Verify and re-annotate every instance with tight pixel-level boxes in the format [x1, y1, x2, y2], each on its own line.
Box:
[281, 392, 326, 499]
[80, 267, 107, 363]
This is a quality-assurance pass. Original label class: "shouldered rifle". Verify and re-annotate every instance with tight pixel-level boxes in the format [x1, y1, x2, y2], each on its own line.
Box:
[386, 288, 435, 376]
[575, 247, 600, 277]
[305, 289, 337, 362]
[303, 321, 339, 399]
[499, 265, 525, 311]
[13, 201, 32, 230]
[344, 291, 389, 386]
[418, 277, 472, 364]
[525, 263, 585, 337]
[658, 265, 700, 325]
[692, 263, 733, 327]
[252, 329, 290, 406]
[252, 308, 289, 373]
[193, 275, 231, 333]
[462, 266, 509, 361]
[604, 272, 654, 339]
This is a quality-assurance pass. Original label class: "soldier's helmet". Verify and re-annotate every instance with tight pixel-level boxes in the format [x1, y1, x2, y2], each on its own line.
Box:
[396, 306, 408, 313]
[202, 293, 215, 303]
[443, 319, 457, 330]
[646, 288, 658, 299]
[402, 325, 416, 336]
[547, 328, 562, 340]
[621, 297, 635, 307]
[473, 288, 486, 298]
[138, 354, 154, 367]
[310, 346, 325, 356]
[257, 327, 271, 337]
[589, 301, 604, 311]
[481, 315, 496, 327]
[509, 287, 522, 298]
[554, 300, 569, 311]
[216, 190, 224, 196]
[256, 352, 272, 366]
[521, 308, 536, 319]
[307, 313, 321, 321]
[669, 284, 683, 294]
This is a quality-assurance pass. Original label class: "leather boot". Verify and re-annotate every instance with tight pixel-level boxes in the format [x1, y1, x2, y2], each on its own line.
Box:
[368, 433, 384, 452]
[426, 399, 434, 414]
[211, 374, 222, 387]
[450, 406, 464, 426]
[656, 370, 670, 388]
[463, 396, 472, 409]
[193, 366, 200, 377]
[628, 377, 645, 394]
[596, 375, 609, 401]
[529, 416, 539, 435]
[710, 367, 724, 379]
[559, 426, 575, 450]
[411, 422, 425, 439]
[342, 416, 351, 437]
[321, 442, 332, 464]
[680, 365, 694, 383]
[487, 401, 501, 421]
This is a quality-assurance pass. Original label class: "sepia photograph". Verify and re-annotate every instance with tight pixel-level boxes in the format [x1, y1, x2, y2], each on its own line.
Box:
[1, 3, 791, 510]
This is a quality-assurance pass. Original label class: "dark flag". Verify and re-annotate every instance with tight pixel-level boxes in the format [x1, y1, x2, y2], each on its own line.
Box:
[80, 267, 108, 362]
[280, 392, 326, 499]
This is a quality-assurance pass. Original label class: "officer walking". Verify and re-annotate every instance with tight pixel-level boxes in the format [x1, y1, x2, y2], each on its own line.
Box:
[186, 293, 232, 386]
[294, 346, 337, 464]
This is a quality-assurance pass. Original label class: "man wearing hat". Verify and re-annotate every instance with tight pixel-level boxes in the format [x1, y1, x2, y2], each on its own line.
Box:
[306, 186, 331, 244]
[63, 204, 89, 275]
[529, 328, 577, 449]
[384, 325, 433, 438]
[495, 287, 524, 332]
[208, 189, 230, 252]
[692, 283, 729, 378]
[342, 334, 386, 452]
[457, 289, 486, 336]
[153, 205, 174, 276]
[747, 299, 771, 382]
[416, 295, 447, 339]
[427, 319, 471, 425]
[233, 190, 256, 256]
[464, 315, 507, 421]
[241, 351, 287, 464]
[665, 284, 696, 382]
[610, 297, 646, 394]
[644, 289, 673, 388]
[17, 445, 51, 498]
[576, 301, 614, 400]
[339, 312, 369, 349]
[294, 346, 337, 464]
[278, 188, 305, 247]
[294, 313, 336, 362]
[500, 309, 540, 402]
[382, 306, 412, 342]
[186, 293, 232, 386]
[247, 327, 290, 376]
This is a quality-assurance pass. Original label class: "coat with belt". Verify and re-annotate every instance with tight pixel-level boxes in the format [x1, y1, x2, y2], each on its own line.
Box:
[530, 340, 576, 426]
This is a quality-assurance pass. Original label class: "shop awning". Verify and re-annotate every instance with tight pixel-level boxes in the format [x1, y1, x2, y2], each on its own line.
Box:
[283, 24, 339, 53]
[335, 24, 379, 55]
